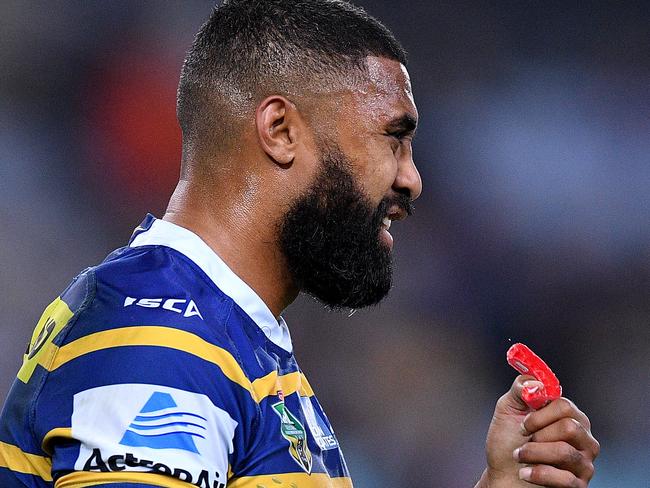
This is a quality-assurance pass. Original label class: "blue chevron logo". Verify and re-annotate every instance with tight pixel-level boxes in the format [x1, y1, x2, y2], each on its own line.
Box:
[119, 392, 207, 454]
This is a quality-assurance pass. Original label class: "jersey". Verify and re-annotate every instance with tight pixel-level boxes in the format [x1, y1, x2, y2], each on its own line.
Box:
[0, 214, 352, 488]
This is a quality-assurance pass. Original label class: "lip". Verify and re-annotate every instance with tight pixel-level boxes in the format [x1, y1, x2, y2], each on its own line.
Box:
[380, 227, 394, 249]
[386, 205, 408, 223]
[378, 202, 409, 250]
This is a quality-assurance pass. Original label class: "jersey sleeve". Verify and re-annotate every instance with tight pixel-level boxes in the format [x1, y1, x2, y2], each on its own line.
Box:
[28, 266, 258, 488]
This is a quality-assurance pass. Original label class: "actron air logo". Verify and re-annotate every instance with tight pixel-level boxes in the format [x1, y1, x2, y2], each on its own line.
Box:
[119, 392, 207, 454]
[124, 297, 203, 320]
[72, 384, 236, 488]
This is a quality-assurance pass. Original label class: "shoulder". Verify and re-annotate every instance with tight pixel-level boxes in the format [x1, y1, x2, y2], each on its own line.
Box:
[48, 243, 256, 390]
[63, 244, 233, 343]
[32, 242, 263, 416]
[35, 245, 262, 455]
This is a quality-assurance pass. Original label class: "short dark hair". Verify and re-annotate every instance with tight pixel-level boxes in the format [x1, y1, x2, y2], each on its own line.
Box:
[177, 0, 407, 147]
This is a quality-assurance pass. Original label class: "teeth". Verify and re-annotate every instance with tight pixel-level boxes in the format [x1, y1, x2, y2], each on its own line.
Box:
[382, 217, 392, 230]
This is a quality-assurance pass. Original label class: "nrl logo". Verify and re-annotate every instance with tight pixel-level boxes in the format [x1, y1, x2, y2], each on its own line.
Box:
[271, 400, 312, 474]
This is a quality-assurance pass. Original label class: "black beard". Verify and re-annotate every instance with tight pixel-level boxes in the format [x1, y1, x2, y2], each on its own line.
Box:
[279, 146, 412, 309]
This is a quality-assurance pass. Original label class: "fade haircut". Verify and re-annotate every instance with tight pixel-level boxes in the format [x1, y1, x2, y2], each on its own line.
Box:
[177, 0, 407, 150]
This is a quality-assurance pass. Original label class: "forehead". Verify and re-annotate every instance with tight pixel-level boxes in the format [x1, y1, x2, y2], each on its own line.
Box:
[365, 56, 414, 102]
[349, 56, 417, 124]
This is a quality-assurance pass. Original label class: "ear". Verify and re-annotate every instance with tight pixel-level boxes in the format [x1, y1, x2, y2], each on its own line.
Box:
[255, 96, 301, 166]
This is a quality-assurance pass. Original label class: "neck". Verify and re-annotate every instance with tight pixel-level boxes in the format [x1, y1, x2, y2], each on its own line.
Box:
[163, 179, 299, 318]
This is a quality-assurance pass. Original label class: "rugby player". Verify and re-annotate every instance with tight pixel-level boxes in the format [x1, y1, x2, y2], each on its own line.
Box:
[0, 1, 599, 487]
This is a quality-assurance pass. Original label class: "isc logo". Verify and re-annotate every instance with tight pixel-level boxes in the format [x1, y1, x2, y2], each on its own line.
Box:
[123, 297, 203, 320]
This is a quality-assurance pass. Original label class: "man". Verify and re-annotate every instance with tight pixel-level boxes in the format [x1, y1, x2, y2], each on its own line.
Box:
[0, 1, 599, 487]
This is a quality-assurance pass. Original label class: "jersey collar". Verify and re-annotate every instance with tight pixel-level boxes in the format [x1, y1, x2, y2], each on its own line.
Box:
[129, 214, 293, 353]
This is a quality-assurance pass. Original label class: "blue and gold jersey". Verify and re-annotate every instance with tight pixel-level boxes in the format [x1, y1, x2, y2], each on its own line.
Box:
[0, 214, 352, 488]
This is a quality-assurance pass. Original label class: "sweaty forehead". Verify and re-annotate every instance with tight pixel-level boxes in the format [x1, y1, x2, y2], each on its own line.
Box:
[365, 56, 414, 101]
[349, 56, 417, 125]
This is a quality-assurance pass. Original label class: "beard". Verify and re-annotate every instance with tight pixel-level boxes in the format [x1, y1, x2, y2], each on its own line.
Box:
[278, 143, 412, 310]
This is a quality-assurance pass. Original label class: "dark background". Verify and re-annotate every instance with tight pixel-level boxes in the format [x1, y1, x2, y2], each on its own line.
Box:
[1, 1, 648, 486]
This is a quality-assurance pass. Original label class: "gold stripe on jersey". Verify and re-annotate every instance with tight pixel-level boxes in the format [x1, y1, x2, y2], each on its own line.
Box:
[50, 325, 253, 391]
[0, 441, 52, 481]
[55, 470, 195, 487]
[48, 326, 314, 403]
[42, 428, 73, 456]
[252, 370, 315, 400]
[229, 473, 353, 488]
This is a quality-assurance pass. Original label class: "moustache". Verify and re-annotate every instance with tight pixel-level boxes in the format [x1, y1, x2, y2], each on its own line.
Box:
[377, 192, 414, 219]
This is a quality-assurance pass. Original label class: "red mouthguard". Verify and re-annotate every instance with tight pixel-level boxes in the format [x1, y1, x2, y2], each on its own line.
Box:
[507, 343, 562, 410]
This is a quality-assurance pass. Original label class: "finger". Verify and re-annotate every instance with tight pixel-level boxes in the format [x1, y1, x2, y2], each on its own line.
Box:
[523, 397, 591, 433]
[518, 464, 587, 487]
[515, 441, 595, 480]
[499, 375, 543, 415]
[529, 418, 600, 458]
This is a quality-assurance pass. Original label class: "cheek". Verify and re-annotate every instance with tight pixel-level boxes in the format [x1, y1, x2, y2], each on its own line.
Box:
[358, 147, 399, 202]
[289, 143, 323, 194]
[338, 121, 398, 202]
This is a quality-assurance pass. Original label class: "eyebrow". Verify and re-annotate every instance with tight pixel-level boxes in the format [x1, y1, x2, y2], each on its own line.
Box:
[385, 113, 418, 135]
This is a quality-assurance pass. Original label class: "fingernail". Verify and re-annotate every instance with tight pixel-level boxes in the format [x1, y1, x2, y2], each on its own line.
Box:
[519, 467, 533, 481]
[523, 380, 542, 392]
[512, 447, 521, 461]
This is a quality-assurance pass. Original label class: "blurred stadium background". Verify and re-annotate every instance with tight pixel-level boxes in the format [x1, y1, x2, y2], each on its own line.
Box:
[1, 1, 649, 486]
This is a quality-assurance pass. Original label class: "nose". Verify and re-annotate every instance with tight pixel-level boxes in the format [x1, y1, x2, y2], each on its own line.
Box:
[393, 150, 422, 201]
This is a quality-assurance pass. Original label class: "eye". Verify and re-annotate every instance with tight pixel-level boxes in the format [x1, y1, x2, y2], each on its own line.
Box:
[385, 131, 412, 152]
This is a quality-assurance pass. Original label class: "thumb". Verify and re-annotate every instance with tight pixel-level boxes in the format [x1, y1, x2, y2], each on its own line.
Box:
[496, 375, 543, 415]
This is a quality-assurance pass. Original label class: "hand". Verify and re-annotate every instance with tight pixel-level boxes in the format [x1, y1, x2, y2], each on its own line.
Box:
[476, 375, 600, 487]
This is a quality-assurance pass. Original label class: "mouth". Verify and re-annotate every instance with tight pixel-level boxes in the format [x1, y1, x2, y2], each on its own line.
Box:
[379, 216, 395, 249]
[378, 203, 410, 249]
[381, 216, 392, 231]
[381, 205, 408, 231]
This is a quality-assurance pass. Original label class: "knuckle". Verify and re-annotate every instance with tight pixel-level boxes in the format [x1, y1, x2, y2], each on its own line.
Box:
[584, 461, 595, 480]
[565, 472, 583, 488]
[567, 445, 583, 465]
[557, 441, 582, 465]
[557, 397, 575, 416]
[495, 392, 510, 408]
[570, 476, 587, 488]
[562, 417, 582, 437]
[592, 438, 601, 458]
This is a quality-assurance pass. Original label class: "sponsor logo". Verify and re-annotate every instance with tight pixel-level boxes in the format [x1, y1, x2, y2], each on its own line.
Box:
[119, 391, 207, 454]
[72, 384, 236, 488]
[83, 448, 224, 488]
[123, 297, 203, 320]
[272, 401, 312, 474]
